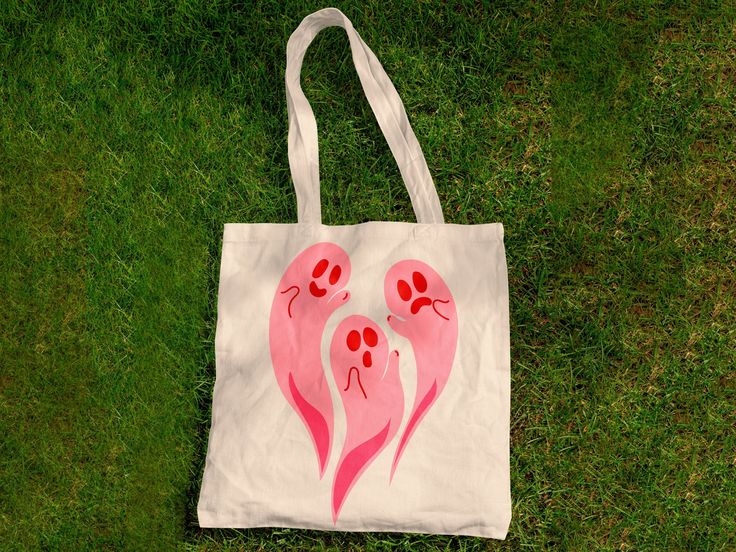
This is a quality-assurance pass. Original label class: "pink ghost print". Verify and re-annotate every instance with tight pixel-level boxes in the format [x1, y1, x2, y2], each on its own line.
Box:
[269, 242, 351, 478]
[384, 260, 458, 479]
[330, 315, 403, 523]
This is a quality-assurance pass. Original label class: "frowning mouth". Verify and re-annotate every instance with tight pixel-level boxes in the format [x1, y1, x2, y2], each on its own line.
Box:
[410, 297, 431, 314]
[409, 297, 450, 320]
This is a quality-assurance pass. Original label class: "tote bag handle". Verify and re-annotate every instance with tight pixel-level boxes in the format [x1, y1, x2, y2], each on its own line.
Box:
[285, 8, 445, 225]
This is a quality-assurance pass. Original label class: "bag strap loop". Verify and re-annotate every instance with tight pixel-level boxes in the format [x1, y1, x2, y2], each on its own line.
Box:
[285, 8, 445, 224]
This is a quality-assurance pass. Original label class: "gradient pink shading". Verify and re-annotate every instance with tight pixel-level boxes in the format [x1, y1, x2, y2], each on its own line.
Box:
[384, 259, 458, 480]
[330, 315, 403, 523]
[269, 242, 351, 478]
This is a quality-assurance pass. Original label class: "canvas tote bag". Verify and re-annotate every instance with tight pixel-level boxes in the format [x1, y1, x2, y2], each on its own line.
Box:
[197, 7, 511, 539]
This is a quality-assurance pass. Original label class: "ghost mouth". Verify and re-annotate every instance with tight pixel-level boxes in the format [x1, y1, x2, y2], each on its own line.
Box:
[309, 281, 326, 297]
[410, 297, 450, 320]
[410, 297, 432, 314]
[432, 299, 450, 321]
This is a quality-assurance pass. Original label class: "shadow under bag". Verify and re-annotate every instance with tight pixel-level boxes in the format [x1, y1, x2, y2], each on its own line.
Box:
[197, 7, 511, 539]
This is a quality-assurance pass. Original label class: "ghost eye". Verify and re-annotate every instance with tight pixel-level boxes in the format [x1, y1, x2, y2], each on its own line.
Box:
[412, 271, 427, 293]
[397, 279, 412, 301]
[312, 259, 329, 278]
[346, 330, 361, 351]
[363, 327, 378, 347]
[329, 265, 341, 285]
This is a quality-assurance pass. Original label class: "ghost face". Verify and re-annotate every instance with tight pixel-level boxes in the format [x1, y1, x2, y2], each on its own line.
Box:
[277, 242, 351, 320]
[384, 260, 455, 324]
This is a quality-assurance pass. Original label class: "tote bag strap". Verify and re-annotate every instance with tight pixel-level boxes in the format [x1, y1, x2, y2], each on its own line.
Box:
[285, 7, 445, 225]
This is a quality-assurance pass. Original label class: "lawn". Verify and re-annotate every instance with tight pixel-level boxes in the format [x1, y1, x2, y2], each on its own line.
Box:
[1, 0, 734, 549]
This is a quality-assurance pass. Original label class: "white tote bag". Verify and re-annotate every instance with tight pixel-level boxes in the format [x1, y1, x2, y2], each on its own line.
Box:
[197, 7, 511, 539]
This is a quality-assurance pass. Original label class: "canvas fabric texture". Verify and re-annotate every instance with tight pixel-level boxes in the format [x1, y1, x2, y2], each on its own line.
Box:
[197, 7, 512, 539]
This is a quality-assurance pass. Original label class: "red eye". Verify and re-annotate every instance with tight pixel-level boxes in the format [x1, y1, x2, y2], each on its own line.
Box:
[412, 271, 427, 293]
[312, 258, 329, 278]
[346, 330, 361, 351]
[363, 350, 372, 367]
[329, 265, 341, 285]
[363, 327, 378, 347]
[397, 279, 412, 301]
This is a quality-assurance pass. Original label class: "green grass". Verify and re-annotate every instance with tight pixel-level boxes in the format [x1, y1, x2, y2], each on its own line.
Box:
[1, 1, 734, 549]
